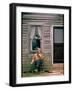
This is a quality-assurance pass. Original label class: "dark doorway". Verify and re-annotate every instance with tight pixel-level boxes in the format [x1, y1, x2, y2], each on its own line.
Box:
[53, 27, 64, 63]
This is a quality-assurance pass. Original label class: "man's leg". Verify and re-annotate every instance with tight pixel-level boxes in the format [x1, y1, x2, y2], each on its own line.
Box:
[35, 60, 43, 72]
[38, 60, 44, 72]
[35, 60, 40, 72]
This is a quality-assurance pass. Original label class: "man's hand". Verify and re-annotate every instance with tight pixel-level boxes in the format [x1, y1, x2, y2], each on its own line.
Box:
[30, 62, 33, 64]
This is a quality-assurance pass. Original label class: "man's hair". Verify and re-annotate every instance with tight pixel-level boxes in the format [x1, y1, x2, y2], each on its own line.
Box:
[36, 48, 42, 53]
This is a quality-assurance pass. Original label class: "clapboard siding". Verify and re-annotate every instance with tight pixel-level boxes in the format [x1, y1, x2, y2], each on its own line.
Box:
[21, 13, 64, 75]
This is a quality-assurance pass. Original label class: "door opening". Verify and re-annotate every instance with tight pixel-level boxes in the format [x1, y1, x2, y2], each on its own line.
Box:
[53, 26, 64, 63]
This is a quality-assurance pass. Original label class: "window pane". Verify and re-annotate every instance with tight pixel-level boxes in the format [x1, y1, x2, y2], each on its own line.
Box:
[54, 28, 64, 43]
[32, 38, 40, 50]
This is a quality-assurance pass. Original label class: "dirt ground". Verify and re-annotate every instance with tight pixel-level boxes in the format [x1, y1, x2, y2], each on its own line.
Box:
[22, 63, 64, 77]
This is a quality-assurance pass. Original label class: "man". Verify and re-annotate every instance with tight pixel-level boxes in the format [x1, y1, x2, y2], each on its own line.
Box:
[31, 48, 45, 72]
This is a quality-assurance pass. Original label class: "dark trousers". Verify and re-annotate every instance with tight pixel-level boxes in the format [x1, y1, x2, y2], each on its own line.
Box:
[34, 60, 43, 72]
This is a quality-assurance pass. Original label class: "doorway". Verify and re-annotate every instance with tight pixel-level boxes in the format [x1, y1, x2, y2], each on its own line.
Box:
[53, 26, 64, 63]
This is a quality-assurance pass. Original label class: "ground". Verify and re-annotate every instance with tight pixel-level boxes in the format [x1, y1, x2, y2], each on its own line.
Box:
[22, 63, 64, 77]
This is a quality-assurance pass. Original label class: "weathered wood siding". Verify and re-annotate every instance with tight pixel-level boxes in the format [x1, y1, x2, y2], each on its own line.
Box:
[21, 13, 64, 76]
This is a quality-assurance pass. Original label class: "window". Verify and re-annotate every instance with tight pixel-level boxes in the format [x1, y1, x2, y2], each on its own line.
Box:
[30, 25, 42, 52]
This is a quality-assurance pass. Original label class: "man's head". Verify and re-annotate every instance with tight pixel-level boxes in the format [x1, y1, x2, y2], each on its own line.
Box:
[36, 48, 42, 54]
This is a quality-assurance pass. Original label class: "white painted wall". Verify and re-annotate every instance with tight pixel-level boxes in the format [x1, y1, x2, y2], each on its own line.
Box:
[0, 0, 72, 90]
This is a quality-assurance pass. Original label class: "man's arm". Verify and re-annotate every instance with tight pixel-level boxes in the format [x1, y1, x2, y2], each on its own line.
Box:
[31, 55, 35, 64]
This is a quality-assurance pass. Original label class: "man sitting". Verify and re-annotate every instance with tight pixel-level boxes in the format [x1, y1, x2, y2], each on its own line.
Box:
[31, 48, 45, 72]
